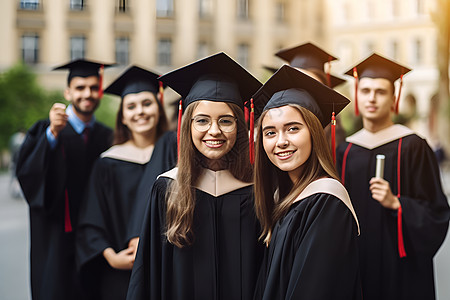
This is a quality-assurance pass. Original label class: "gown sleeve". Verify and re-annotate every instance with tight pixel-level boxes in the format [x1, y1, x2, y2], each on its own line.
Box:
[398, 137, 449, 257]
[126, 131, 177, 242]
[126, 178, 169, 300]
[16, 120, 66, 214]
[285, 195, 360, 300]
[76, 158, 112, 268]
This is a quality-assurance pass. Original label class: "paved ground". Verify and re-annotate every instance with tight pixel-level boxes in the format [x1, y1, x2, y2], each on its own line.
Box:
[0, 167, 449, 300]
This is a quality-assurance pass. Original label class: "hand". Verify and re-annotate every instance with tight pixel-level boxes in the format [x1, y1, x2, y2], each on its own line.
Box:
[49, 103, 68, 138]
[128, 237, 139, 258]
[103, 247, 135, 270]
[369, 177, 400, 210]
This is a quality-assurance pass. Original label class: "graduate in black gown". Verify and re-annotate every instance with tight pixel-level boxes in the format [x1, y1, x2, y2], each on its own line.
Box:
[251, 65, 361, 300]
[336, 54, 450, 300]
[15, 59, 114, 300]
[126, 52, 264, 300]
[76, 66, 177, 300]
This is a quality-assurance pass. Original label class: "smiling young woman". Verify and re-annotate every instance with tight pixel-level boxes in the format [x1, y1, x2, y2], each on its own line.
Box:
[126, 53, 264, 300]
[76, 66, 177, 300]
[252, 65, 361, 300]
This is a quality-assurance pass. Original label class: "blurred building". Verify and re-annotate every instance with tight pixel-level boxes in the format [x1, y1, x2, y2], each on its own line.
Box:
[327, 0, 441, 144]
[0, 0, 331, 89]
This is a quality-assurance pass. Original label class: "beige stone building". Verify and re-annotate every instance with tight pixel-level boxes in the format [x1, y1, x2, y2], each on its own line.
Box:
[327, 0, 443, 146]
[0, 0, 330, 90]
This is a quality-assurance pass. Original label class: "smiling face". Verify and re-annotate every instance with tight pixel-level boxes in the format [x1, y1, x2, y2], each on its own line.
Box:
[191, 100, 237, 163]
[64, 76, 101, 117]
[262, 105, 312, 182]
[121, 91, 160, 135]
[357, 77, 396, 126]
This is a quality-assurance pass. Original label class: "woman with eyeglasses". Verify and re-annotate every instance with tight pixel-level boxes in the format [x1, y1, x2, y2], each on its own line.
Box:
[126, 53, 264, 300]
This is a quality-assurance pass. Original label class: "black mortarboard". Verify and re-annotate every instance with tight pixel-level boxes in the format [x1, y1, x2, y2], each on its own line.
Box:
[275, 42, 345, 88]
[344, 53, 412, 84]
[158, 52, 262, 111]
[53, 59, 114, 84]
[344, 53, 412, 115]
[104, 65, 165, 98]
[251, 65, 350, 128]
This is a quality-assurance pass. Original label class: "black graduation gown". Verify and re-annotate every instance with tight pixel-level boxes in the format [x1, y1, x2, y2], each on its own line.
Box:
[76, 131, 177, 300]
[336, 126, 450, 300]
[16, 119, 112, 300]
[253, 179, 361, 300]
[126, 169, 264, 300]
[126, 131, 177, 241]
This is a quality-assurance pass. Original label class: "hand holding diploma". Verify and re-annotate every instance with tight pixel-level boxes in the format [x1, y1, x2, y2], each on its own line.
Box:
[370, 154, 401, 210]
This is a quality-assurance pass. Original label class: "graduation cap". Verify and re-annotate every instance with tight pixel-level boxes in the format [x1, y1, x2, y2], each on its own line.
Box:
[103, 65, 166, 104]
[275, 42, 345, 88]
[345, 53, 412, 115]
[158, 52, 262, 157]
[53, 59, 114, 98]
[250, 64, 350, 163]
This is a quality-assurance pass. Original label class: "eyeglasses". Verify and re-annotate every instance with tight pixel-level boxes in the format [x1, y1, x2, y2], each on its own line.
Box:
[191, 115, 237, 133]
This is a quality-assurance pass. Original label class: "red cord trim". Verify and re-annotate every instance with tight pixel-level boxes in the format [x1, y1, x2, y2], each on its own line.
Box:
[341, 143, 353, 185]
[396, 138, 406, 257]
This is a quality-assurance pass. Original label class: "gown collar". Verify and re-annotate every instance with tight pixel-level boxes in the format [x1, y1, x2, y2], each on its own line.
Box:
[346, 124, 414, 150]
[158, 167, 252, 197]
[101, 141, 154, 164]
[293, 178, 360, 235]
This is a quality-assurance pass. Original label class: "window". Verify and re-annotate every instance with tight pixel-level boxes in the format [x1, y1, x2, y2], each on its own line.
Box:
[20, 0, 39, 10]
[70, 0, 85, 11]
[363, 41, 374, 57]
[199, 0, 212, 18]
[237, 0, 249, 19]
[157, 0, 174, 17]
[118, 0, 128, 12]
[391, 0, 399, 17]
[416, 0, 425, 15]
[237, 43, 249, 68]
[390, 40, 398, 60]
[157, 39, 172, 66]
[197, 42, 209, 59]
[21, 34, 39, 64]
[70, 36, 86, 60]
[414, 39, 422, 64]
[275, 2, 285, 23]
[115, 37, 129, 65]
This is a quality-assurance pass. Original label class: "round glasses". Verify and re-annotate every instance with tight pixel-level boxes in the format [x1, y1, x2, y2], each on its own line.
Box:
[191, 115, 237, 133]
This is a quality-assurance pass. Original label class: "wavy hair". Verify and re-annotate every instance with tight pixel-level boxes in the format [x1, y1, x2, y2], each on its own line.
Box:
[253, 104, 339, 244]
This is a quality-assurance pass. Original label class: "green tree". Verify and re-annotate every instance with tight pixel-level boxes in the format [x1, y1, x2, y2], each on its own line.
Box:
[0, 63, 55, 151]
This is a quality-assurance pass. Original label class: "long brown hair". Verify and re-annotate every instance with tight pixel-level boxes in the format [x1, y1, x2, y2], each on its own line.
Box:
[113, 92, 169, 145]
[166, 101, 253, 248]
[254, 104, 339, 244]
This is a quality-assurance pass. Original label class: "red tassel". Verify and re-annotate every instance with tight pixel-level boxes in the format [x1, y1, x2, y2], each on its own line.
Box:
[244, 101, 249, 124]
[159, 81, 164, 106]
[395, 74, 404, 114]
[353, 67, 359, 116]
[249, 98, 255, 165]
[98, 64, 104, 99]
[177, 99, 182, 160]
[64, 189, 72, 233]
[331, 112, 336, 165]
